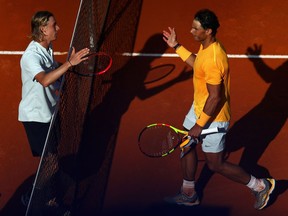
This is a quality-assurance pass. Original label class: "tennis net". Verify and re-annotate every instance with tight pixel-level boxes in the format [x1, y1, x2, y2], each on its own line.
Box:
[25, 0, 142, 215]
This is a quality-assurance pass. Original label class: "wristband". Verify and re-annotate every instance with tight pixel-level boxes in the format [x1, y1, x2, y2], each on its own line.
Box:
[68, 60, 73, 67]
[196, 112, 211, 127]
[176, 46, 192, 62]
[173, 43, 181, 50]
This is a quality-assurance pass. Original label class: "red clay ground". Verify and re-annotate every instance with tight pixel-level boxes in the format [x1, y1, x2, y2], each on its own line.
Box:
[1, 0, 288, 215]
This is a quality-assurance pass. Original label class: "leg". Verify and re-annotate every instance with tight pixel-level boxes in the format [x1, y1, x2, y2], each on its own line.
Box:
[164, 145, 200, 206]
[204, 151, 251, 185]
[164, 103, 201, 205]
[181, 145, 198, 181]
[204, 151, 276, 210]
[180, 145, 198, 197]
[22, 121, 50, 157]
[21, 122, 50, 206]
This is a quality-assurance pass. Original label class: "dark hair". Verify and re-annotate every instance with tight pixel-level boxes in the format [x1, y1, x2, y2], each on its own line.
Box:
[194, 9, 220, 36]
[30, 11, 54, 41]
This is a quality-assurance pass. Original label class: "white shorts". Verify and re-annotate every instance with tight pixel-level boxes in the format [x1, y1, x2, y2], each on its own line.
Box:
[183, 103, 229, 153]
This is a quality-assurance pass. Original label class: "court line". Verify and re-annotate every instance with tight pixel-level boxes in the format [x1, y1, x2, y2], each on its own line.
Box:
[122, 52, 288, 59]
[1, 51, 288, 59]
[0, 51, 68, 55]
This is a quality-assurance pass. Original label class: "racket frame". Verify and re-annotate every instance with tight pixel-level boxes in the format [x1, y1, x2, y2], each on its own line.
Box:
[138, 123, 219, 158]
[71, 52, 112, 77]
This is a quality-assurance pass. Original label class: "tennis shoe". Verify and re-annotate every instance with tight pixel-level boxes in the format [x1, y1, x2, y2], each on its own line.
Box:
[253, 178, 275, 210]
[164, 190, 200, 206]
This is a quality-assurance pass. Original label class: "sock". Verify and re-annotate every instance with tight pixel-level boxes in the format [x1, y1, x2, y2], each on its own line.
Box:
[182, 179, 195, 196]
[246, 175, 265, 192]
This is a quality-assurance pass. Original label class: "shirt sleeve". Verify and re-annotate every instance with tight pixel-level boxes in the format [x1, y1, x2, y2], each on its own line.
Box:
[21, 51, 44, 80]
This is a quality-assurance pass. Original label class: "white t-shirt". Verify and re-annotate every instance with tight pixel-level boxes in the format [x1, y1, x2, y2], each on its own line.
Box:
[18, 41, 60, 123]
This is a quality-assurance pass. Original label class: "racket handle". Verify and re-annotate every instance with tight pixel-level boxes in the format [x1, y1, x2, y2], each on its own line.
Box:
[201, 127, 219, 135]
[180, 127, 219, 156]
[180, 137, 198, 149]
[180, 138, 198, 158]
[184, 127, 219, 142]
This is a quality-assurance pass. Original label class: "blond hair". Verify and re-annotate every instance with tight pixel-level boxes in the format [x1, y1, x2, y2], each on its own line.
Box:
[30, 11, 54, 41]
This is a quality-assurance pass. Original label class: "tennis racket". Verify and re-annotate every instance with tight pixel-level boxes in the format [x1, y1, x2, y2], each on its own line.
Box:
[138, 123, 219, 158]
[71, 52, 112, 77]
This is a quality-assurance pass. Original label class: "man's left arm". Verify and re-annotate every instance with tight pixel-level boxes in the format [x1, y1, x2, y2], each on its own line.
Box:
[202, 83, 222, 116]
[189, 83, 222, 137]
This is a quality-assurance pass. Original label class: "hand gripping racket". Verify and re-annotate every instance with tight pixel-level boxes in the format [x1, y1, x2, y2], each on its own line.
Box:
[138, 123, 219, 158]
[71, 52, 112, 77]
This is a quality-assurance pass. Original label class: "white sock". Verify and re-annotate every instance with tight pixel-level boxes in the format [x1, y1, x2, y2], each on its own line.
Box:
[246, 176, 265, 192]
[182, 179, 195, 196]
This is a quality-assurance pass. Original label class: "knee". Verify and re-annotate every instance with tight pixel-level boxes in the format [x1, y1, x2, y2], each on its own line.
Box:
[206, 161, 223, 173]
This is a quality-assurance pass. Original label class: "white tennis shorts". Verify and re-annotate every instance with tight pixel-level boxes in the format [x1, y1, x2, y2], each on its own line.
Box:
[183, 103, 229, 153]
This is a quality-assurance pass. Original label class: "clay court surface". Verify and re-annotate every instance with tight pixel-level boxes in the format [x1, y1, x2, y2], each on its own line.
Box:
[1, 0, 288, 215]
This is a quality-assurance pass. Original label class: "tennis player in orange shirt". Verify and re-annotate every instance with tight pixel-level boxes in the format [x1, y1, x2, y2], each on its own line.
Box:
[162, 8, 275, 210]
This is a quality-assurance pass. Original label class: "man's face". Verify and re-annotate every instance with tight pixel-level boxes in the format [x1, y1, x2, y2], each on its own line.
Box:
[190, 20, 208, 42]
[41, 16, 60, 42]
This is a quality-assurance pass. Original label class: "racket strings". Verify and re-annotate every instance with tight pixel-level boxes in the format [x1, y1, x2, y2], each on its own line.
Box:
[139, 125, 181, 157]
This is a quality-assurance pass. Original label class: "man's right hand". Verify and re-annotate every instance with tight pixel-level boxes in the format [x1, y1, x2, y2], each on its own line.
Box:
[163, 27, 178, 48]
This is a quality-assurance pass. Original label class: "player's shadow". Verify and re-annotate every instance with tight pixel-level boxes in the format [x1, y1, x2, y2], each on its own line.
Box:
[226, 44, 288, 176]
[67, 33, 192, 215]
[100, 203, 231, 216]
[0, 175, 35, 215]
[196, 44, 288, 206]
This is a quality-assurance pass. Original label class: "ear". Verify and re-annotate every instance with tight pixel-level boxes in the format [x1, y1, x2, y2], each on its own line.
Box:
[205, 28, 213, 36]
[40, 26, 47, 35]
